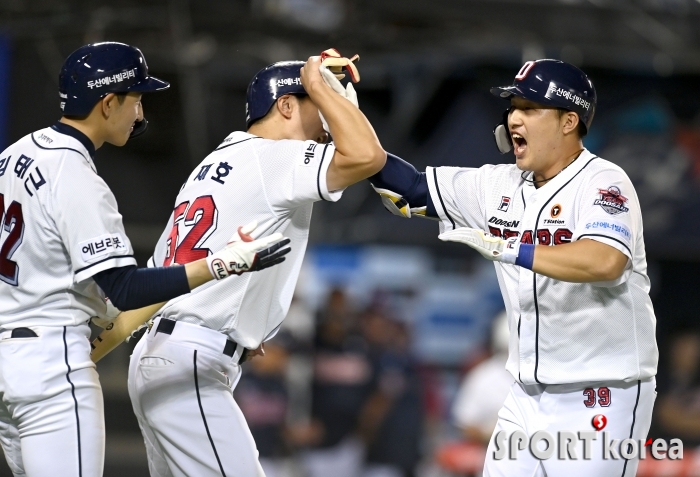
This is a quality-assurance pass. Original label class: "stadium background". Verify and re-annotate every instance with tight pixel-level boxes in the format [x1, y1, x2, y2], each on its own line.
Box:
[1, 0, 700, 475]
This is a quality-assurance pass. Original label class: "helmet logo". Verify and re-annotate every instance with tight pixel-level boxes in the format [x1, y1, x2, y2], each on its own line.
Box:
[545, 81, 591, 111]
[87, 68, 138, 90]
[275, 77, 302, 87]
[515, 61, 536, 80]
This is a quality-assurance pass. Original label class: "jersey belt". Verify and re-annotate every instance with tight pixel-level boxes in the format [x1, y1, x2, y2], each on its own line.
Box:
[154, 318, 248, 364]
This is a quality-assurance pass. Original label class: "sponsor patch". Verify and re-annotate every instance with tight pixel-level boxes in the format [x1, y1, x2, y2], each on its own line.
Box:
[551, 204, 562, 218]
[594, 186, 629, 215]
[584, 221, 631, 240]
[301, 143, 317, 166]
[543, 218, 565, 225]
[488, 216, 519, 228]
[498, 196, 511, 212]
[79, 233, 128, 263]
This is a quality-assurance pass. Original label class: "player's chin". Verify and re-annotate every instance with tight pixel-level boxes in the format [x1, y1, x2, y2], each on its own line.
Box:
[514, 156, 531, 171]
[109, 131, 131, 147]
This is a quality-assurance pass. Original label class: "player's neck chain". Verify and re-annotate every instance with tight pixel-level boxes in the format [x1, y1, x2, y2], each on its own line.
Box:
[522, 149, 584, 187]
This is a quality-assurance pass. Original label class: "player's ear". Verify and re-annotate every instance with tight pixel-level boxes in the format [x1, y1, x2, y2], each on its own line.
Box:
[100, 93, 118, 118]
[561, 110, 580, 136]
[276, 95, 294, 120]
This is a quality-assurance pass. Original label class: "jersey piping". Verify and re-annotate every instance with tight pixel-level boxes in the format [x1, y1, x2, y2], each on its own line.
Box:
[30, 134, 91, 167]
[578, 233, 633, 257]
[532, 156, 598, 384]
[316, 144, 331, 201]
[193, 350, 227, 477]
[213, 136, 260, 152]
[621, 381, 641, 476]
[73, 254, 136, 275]
[63, 326, 83, 477]
[432, 167, 456, 229]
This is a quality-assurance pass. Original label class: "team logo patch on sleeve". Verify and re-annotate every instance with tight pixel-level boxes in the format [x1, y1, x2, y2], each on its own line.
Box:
[498, 196, 511, 212]
[594, 186, 629, 215]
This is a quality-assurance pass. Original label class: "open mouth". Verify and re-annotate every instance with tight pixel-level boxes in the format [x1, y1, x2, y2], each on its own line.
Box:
[512, 133, 527, 157]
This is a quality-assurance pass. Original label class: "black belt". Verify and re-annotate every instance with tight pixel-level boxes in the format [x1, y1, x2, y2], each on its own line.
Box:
[154, 318, 249, 364]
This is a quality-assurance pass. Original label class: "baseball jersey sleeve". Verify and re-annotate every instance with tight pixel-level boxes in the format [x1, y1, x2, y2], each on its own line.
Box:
[573, 167, 637, 285]
[426, 165, 487, 232]
[52, 156, 136, 283]
[259, 140, 343, 212]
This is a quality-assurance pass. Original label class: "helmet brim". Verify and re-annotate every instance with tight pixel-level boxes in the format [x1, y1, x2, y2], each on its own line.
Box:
[128, 76, 170, 93]
[490, 85, 525, 99]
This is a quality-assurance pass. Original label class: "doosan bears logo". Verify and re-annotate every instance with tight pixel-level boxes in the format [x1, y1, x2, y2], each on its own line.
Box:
[594, 186, 629, 215]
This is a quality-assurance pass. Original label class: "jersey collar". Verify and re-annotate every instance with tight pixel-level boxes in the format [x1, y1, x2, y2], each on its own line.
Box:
[51, 122, 97, 159]
[522, 148, 595, 193]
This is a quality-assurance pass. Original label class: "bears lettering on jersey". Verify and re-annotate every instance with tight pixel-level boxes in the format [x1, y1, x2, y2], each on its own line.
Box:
[487, 225, 574, 246]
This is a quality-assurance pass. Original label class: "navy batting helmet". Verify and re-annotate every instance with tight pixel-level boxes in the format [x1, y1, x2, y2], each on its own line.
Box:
[246, 61, 307, 128]
[59, 42, 169, 133]
[490, 59, 596, 154]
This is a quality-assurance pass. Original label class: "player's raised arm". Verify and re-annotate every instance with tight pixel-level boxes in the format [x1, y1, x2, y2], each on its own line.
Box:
[300, 56, 386, 191]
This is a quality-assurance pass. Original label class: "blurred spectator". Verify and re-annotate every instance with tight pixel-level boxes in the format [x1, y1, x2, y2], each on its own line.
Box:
[655, 331, 700, 446]
[359, 311, 423, 477]
[451, 311, 513, 444]
[303, 288, 372, 477]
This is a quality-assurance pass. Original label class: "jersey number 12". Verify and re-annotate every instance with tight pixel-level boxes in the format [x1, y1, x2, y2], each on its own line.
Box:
[0, 193, 24, 286]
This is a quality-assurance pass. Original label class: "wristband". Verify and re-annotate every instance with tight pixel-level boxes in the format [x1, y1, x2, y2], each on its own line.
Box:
[501, 237, 520, 264]
[515, 243, 536, 270]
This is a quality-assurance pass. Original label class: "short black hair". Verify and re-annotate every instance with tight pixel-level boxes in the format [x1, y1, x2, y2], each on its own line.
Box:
[557, 108, 587, 138]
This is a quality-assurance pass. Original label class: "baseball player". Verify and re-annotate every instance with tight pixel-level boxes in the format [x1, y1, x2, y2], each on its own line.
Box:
[369, 59, 658, 476]
[126, 53, 386, 477]
[0, 42, 290, 477]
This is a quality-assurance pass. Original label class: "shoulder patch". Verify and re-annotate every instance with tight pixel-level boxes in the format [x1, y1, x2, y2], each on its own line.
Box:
[594, 186, 629, 215]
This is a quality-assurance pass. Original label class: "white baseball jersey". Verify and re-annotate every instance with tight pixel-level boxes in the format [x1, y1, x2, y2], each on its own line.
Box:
[426, 149, 658, 385]
[0, 125, 136, 328]
[149, 131, 341, 349]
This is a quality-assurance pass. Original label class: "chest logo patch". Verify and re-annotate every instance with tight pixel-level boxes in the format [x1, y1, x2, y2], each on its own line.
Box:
[498, 196, 511, 212]
[551, 204, 562, 218]
[594, 186, 629, 215]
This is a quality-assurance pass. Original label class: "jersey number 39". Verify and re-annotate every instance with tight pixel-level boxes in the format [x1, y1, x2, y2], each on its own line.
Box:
[0, 193, 24, 286]
[163, 195, 217, 266]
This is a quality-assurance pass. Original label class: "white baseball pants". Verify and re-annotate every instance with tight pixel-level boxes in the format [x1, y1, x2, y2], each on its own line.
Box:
[128, 317, 265, 477]
[0, 324, 105, 477]
[483, 378, 656, 477]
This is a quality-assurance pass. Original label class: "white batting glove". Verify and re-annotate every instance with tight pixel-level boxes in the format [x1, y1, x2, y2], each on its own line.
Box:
[318, 48, 359, 133]
[206, 221, 291, 279]
[438, 227, 520, 264]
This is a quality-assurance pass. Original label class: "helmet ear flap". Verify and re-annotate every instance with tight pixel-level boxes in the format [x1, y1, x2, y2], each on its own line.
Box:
[129, 119, 148, 138]
[493, 108, 512, 154]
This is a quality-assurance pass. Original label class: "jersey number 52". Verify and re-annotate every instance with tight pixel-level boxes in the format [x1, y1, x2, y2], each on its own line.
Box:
[164, 195, 217, 266]
[0, 193, 24, 286]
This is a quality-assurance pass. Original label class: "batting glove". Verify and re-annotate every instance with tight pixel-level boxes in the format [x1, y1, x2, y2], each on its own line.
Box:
[320, 48, 360, 82]
[438, 227, 535, 269]
[319, 48, 360, 133]
[370, 184, 434, 220]
[206, 221, 291, 280]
